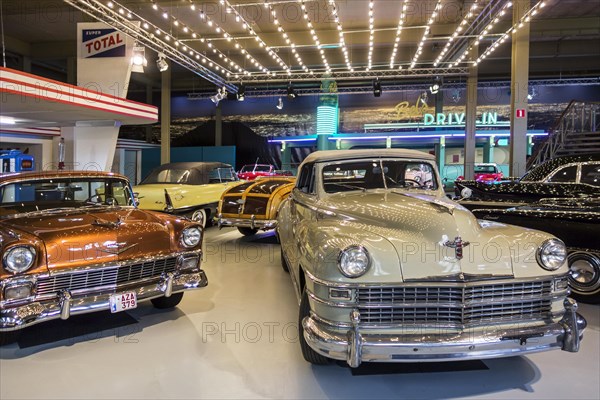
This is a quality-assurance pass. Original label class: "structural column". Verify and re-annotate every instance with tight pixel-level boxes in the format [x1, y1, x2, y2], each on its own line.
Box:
[281, 143, 292, 171]
[146, 83, 154, 143]
[483, 136, 495, 163]
[435, 137, 446, 179]
[464, 50, 478, 180]
[215, 103, 223, 147]
[509, 0, 531, 177]
[160, 61, 171, 165]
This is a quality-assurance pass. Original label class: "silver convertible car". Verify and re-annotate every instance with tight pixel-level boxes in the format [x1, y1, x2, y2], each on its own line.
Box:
[277, 149, 586, 367]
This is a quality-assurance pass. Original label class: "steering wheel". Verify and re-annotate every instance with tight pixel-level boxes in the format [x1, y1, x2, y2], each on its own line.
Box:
[85, 194, 118, 205]
[400, 178, 425, 188]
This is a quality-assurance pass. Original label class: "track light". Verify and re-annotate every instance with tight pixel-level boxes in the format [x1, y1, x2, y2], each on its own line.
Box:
[210, 87, 227, 106]
[237, 83, 245, 101]
[156, 53, 168, 72]
[373, 78, 382, 97]
[429, 77, 443, 94]
[131, 45, 147, 73]
[287, 81, 297, 99]
[276, 97, 283, 110]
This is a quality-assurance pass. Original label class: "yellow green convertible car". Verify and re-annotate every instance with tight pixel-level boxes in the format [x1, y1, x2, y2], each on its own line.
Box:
[134, 162, 240, 226]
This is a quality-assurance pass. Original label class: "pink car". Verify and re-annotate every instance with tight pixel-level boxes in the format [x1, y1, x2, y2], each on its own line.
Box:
[237, 164, 292, 181]
[457, 163, 503, 183]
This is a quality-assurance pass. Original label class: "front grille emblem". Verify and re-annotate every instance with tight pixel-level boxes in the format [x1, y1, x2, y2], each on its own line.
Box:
[444, 236, 470, 260]
[98, 242, 137, 255]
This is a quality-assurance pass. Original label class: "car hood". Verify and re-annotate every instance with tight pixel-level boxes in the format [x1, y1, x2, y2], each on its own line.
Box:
[2, 208, 175, 272]
[321, 190, 514, 280]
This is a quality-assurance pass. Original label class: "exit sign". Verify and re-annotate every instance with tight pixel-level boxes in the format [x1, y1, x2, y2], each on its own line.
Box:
[516, 109, 526, 118]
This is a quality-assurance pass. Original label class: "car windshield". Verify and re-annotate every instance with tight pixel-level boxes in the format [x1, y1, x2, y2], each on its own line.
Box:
[253, 165, 271, 172]
[475, 165, 497, 173]
[322, 159, 438, 193]
[0, 177, 134, 218]
[208, 167, 239, 183]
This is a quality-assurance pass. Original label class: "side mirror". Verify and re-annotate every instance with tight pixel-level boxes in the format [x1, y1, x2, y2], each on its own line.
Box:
[133, 192, 140, 207]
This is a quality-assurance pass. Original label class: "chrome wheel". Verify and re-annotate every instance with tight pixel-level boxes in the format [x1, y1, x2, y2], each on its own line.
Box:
[568, 252, 600, 304]
[191, 209, 207, 228]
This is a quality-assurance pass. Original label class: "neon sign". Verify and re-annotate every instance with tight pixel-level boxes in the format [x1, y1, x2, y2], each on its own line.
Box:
[423, 112, 499, 126]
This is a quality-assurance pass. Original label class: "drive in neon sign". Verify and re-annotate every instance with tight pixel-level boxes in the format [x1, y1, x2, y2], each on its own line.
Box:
[424, 112, 499, 126]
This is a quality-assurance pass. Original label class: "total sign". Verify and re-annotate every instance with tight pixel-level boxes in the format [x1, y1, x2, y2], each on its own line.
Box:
[81, 29, 126, 58]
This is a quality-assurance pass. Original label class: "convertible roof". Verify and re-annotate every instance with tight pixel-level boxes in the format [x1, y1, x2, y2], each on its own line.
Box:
[302, 149, 435, 165]
[149, 162, 232, 174]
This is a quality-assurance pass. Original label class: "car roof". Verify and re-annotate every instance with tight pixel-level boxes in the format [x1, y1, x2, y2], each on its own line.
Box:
[0, 170, 128, 184]
[522, 153, 600, 181]
[302, 149, 436, 165]
[149, 162, 232, 173]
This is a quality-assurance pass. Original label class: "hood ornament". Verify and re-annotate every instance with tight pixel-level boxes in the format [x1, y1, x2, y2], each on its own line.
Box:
[92, 217, 123, 229]
[444, 236, 470, 260]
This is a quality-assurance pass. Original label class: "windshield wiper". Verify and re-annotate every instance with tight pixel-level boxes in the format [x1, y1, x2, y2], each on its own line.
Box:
[332, 183, 367, 192]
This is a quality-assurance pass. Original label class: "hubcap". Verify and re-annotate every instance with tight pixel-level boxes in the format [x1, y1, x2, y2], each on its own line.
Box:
[568, 252, 600, 294]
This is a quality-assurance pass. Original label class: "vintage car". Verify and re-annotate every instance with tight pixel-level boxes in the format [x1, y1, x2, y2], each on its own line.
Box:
[457, 163, 503, 183]
[134, 162, 240, 226]
[217, 177, 296, 235]
[277, 149, 586, 367]
[455, 154, 600, 210]
[0, 171, 207, 344]
[472, 197, 600, 304]
[237, 164, 293, 181]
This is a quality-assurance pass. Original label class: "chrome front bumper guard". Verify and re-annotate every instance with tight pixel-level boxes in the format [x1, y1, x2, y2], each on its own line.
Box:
[303, 298, 587, 368]
[217, 213, 277, 230]
[0, 271, 208, 332]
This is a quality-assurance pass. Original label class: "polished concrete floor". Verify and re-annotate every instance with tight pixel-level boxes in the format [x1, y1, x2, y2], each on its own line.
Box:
[1, 227, 599, 399]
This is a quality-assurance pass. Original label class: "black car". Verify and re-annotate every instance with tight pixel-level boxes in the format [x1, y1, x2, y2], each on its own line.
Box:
[473, 198, 600, 304]
[456, 154, 600, 210]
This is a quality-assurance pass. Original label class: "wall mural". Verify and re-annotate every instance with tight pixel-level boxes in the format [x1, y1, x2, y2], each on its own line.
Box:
[121, 84, 599, 144]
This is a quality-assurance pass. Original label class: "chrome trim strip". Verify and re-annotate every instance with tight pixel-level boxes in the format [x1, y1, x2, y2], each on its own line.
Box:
[304, 269, 569, 289]
[218, 217, 277, 230]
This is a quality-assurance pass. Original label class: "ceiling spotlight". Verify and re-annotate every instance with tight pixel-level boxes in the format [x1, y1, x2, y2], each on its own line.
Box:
[131, 45, 147, 73]
[373, 78, 382, 97]
[156, 53, 169, 72]
[210, 87, 227, 106]
[237, 83, 245, 101]
[276, 97, 283, 110]
[287, 81, 297, 99]
[429, 77, 443, 94]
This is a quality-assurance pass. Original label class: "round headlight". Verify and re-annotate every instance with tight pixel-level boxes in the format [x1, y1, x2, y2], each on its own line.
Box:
[338, 246, 370, 278]
[182, 226, 202, 248]
[3, 246, 36, 274]
[537, 238, 567, 271]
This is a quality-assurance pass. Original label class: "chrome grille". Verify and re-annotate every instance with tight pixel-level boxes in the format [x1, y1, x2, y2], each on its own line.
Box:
[36, 257, 178, 297]
[356, 280, 554, 326]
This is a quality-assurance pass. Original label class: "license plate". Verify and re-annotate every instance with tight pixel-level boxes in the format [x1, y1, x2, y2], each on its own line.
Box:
[109, 292, 137, 313]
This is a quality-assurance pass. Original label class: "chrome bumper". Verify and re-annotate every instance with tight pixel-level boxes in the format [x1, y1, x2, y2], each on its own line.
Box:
[303, 298, 587, 368]
[0, 271, 207, 332]
[217, 214, 277, 230]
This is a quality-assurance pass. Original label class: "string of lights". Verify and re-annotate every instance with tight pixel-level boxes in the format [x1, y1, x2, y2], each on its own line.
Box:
[432, 1, 479, 67]
[106, 1, 234, 77]
[389, 1, 407, 70]
[474, 1, 546, 66]
[219, 0, 291, 75]
[268, 4, 310, 74]
[327, 0, 353, 72]
[409, 0, 442, 69]
[301, 0, 331, 73]
[147, 0, 270, 76]
[366, 0, 375, 71]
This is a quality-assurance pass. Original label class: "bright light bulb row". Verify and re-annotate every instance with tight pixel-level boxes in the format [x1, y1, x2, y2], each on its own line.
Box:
[474, 1, 546, 66]
[149, 0, 269, 75]
[269, 5, 310, 75]
[301, 1, 331, 73]
[328, 0, 353, 72]
[108, 1, 234, 76]
[433, 1, 479, 67]
[221, 0, 291, 74]
[389, 1, 407, 69]
[409, 0, 442, 69]
[366, 0, 375, 71]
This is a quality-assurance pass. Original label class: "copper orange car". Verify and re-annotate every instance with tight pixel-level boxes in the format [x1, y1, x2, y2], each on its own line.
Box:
[0, 170, 207, 344]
